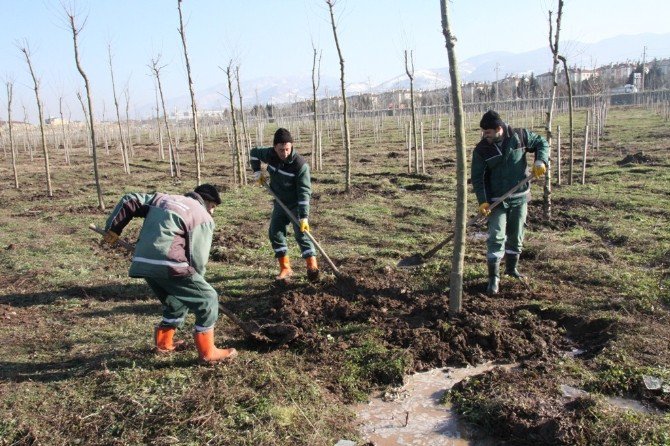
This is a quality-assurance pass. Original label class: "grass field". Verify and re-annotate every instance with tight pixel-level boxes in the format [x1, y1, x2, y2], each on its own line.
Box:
[1, 105, 669, 445]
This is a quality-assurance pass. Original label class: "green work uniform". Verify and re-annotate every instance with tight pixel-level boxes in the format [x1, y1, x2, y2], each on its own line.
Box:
[105, 191, 219, 330]
[250, 146, 315, 258]
[471, 125, 549, 261]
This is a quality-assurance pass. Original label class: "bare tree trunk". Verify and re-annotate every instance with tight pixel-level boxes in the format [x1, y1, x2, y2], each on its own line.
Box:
[67, 13, 104, 210]
[441, 0, 468, 316]
[235, 65, 249, 183]
[405, 49, 419, 174]
[311, 44, 322, 171]
[58, 96, 70, 165]
[177, 0, 202, 186]
[19, 43, 53, 197]
[581, 124, 589, 185]
[223, 62, 245, 186]
[154, 85, 165, 161]
[544, 0, 564, 220]
[6, 81, 19, 188]
[556, 125, 562, 185]
[108, 44, 130, 174]
[326, 0, 352, 192]
[150, 56, 180, 177]
[124, 88, 134, 159]
[558, 54, 574, 185]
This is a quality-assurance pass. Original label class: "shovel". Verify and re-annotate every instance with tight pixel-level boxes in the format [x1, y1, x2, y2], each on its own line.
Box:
[262, 182, 354, 285]
[397, 174, 533, 267]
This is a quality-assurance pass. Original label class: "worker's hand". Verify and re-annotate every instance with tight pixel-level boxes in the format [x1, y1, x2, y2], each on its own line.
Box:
[252, 170, 268, 186]
[532, 160, 547, 179]
[478, 203, 491, 217]
[103, 230, 120, 245]
[299, 218, 310, 233]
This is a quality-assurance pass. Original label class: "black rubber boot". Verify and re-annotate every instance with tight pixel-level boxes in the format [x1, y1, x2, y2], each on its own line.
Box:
[505, 254, 524, 279]
[487, 260, 500, 295]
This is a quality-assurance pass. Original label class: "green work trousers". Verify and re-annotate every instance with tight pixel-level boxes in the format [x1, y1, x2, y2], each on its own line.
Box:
[486, 202, 528, 262]
[269, 205, 315, 259]
[145, 273, 219, 331]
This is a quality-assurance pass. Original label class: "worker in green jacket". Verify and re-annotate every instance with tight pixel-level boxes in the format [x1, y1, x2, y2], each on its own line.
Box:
[103, 184, 237, 363]
[471, 110, 549, 295]
[250, 128, 319, 283]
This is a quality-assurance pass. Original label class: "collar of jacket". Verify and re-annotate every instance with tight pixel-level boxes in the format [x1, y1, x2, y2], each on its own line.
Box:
[184, 191, 207, 209]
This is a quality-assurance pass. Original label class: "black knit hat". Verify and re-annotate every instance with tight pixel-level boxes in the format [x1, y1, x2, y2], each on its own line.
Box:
[194, 184, 221, 205]
[273, 128, 293, 145]
[480, 110, 504, 130]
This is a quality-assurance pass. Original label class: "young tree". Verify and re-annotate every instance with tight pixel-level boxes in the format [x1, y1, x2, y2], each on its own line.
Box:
[311, 43, 322, 170]
[440, 0, 468, 316]
[222, 61, 245, 186]
[108, 44, 130, 174]
[405, 49, 419, 174]
[177, 0, 202, 186]
[6, 80, 19, 188]
[149, 55, 180, 177]
[19, 42, 53, 197]
[544, 0, 565, 219]
[235, 65, 251, 169]
[67, 10, 105, 210]
[326, 0, 352, 192]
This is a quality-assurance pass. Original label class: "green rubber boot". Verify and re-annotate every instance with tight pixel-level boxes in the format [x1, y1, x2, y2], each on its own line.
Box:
[487, 259, 500, 295]
[505, 254, 524, 279]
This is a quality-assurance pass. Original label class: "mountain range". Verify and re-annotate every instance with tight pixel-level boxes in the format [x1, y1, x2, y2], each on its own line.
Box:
[160, 32, 668, 115]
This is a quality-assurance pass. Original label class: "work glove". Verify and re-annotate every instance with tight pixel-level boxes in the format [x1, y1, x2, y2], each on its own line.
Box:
[532, 160, 547, 179]
[299, 218, 310, 233]
[103, 230, 120, 245]
[252, 170, 268, 186]
[478, 202, 491, 217]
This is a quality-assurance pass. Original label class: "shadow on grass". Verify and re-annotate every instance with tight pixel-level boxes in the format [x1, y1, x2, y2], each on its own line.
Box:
[0, 283, 153, 307]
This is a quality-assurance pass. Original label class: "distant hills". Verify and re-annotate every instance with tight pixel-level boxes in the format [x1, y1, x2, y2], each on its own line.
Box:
[161, 32, 668, 115]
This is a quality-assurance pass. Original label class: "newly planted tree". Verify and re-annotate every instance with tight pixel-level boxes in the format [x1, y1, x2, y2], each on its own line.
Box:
[19, 42, 53, 197]
[6, 80, 19, 188]
[67, 9, 104, 210]
[544, 0, 565, 219]
[177, 0, 202, 186]
[311, 43, 322, 170]
[223, 61, 245, 186]
[405, 49, 419, 174]
[440, 0, 468, 315]
[108, 44, 130, 174]
[326, 0, 352, 192]
[149, 55, 180, 177]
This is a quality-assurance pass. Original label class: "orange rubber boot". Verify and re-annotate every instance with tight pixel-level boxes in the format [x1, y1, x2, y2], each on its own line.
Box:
[193, 330, 238, 364]
[305, 256, 320, 282]
[276, 256, 293, 282]
[154, 325, 185, 352]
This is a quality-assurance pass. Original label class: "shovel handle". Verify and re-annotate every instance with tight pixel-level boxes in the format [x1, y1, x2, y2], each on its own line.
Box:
[88, 224, 135, 251]
[263, 183, 343, 278]
[420, 174, 534, 261]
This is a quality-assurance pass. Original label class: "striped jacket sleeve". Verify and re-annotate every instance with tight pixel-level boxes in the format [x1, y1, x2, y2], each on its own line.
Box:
[470, 151, 488, 205]
[296, 164, 311, 218]
[249, 147, 271, 172]
[105, 193, 156, 235]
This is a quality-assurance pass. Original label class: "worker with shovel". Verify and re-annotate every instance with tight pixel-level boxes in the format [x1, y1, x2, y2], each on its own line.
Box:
[472, 110, 549, 295]
[250, 128, 319, 283]
[101, 184, 238, 363]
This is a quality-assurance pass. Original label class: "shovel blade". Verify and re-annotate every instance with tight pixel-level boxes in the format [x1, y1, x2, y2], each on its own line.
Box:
[397, 253, 425, 267]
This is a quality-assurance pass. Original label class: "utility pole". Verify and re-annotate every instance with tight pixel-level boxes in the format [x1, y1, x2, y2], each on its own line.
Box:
[641, 45, 647, 92]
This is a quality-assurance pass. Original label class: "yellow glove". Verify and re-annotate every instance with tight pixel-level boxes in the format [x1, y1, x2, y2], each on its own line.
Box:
[299, 218, 310, 233]
[103, 230, 120, 245]
[478, 203, 491, 217]
[253, 170, 268, 186]
[532, 160, 547, 179]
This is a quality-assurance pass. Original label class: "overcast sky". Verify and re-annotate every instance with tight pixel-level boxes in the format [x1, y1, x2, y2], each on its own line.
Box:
[1, 0, 669, 122]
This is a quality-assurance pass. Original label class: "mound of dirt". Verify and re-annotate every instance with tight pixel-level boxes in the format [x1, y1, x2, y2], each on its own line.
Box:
[617, 151, 654, 165]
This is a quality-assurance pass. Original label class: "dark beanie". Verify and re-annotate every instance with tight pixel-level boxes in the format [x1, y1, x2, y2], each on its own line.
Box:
[273, 128, 293, 145]
[480, 110, 504, 129]
[194, 184, 221, 205]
